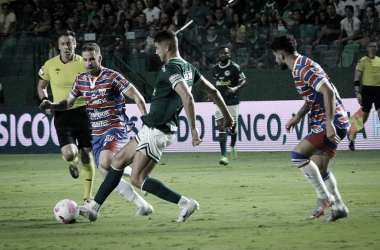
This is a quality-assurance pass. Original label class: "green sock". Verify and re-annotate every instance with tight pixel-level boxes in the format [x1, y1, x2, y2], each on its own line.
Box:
[142, 177, 181, 204]
[230, 131, 237, 147]
[94, 166, 123, 205]
[218, 132, 227, 157]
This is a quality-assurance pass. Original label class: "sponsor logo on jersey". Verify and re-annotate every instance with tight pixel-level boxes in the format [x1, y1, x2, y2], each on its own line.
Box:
[91, 98, 108, 104]
[90, 109, 110, 120]
[216, 80, 231, 86]
[184, 71, 193, 82]
[99, 88, 106, 95]
[92, 120, 108, 127]
[55, 68, 60, 73]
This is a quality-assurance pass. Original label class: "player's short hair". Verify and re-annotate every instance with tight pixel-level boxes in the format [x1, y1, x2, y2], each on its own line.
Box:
[368, 39, 378, 44]
[82, 43, 101, 55]
[270, 34, 297, 54]
[154, 30, 178, 45]
[59, 30, 76, 40]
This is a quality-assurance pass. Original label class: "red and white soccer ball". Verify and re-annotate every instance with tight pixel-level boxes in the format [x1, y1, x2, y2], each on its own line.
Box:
[54, 199, 79, 224]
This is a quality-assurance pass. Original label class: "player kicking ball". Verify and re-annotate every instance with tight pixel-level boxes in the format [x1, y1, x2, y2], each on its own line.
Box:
[271, 35, 349, 222]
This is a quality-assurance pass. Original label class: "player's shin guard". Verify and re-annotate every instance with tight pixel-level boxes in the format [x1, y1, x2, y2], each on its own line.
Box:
[94, 166, 123, 206]
[114, 178, 149, 208]
[291, 151, 330, 199]
[322, 169, 345, 210]
[82, 161, 95, 200]
[230, 130, 237, 147]
[218, 132, 227, 157]
[141, 177, 181, 204]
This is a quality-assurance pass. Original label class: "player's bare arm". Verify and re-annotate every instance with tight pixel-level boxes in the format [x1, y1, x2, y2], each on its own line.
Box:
[197, 78, 234, 129]
[123, 85, 148, 115]
[174, 80, 202, 147]
[226, 79, 247, 95]
[37, 79, 52, 115]
[40, 95, 76, 111]
[286, 103, 309, 133]
[318, 82, 340, 144]
[354, 70, 363, 105]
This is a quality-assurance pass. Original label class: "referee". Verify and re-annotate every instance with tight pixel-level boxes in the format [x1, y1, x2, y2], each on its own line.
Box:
[37, 30, 96, 202]
[351, 39, 380, 150]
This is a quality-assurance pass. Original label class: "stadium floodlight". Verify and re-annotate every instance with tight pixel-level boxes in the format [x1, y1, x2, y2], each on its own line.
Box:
[226, 0, 236, 18]
[175, 20, 194, 35]
[228, 0, 235, 4]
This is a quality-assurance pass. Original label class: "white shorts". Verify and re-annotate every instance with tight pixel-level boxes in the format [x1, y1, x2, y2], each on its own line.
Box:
[135, 125, 176, 163]
[214, 104, 239, 122]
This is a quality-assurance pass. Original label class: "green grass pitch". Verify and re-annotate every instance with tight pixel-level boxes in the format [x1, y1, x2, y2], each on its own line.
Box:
[0, 151, 379, 250]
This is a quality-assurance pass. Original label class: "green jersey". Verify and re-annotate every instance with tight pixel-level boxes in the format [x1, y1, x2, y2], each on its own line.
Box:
[141, 58, 202, 134]
[212, 60, 246, 106]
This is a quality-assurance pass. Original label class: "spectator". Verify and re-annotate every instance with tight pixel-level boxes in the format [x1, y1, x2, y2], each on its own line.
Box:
[230, 13, 247, 50]
[0, 3, 16, 36]
[157, 12, 177, 32]
[213, 7, 233, 41]
[143, 0, 161, 26]
[241, 24, 267, 69]
[132, 0, 146, 22]
[261, 0, 282, 24]
[74, 1, 89, 30]
[158, 0, 175, 21]
[345, 0, 366, 19]
[173, 0, 191, 28]
[38, 0, 68, 21]
[334, 5, 361, 45]
[200, 24, 230, 70]
[131, 13, 150, 53]
[243, 0, 261, 25]
[67, 17, 84, 42]
[304, 0, 321, 25]
[288, 0, 309, 13]
[117, 0, 132, 27]
[85, 14, 104, 41]
[16, 1, 41, 37]
[49, 19, 66, 46]
[33, 8, 53, 37]
[103, 2, 117, 23]
[318, 0, 328, 13]
[298, 18, 317, 46]
[316, 9, 328, 28]
[87, 0, 104, 27]
[185, 0, 213, 37]
[353, 6, 379, 46]
[98, 14, 123, 55]
[139, 24, 159, 54]
[276, 18, 289, 36]
[313, 3, 343, 46]
[256, 12, 272, 49]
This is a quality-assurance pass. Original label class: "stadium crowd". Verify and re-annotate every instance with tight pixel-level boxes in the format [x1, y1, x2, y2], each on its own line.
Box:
[0, 0, 380, 72]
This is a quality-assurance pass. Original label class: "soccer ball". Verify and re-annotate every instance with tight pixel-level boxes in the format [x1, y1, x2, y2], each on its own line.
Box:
[54, 199, 79, 224]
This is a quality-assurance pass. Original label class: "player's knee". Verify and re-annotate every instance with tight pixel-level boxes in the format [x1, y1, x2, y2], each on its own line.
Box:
[62, 152, 76, 162]
[291, 151, 310, 168]
[130, 175, 142, 189]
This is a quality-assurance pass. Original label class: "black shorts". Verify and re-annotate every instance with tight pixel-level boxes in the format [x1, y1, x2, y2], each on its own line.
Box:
[361, 85, 380, 112]
[54, 106, 92, 149]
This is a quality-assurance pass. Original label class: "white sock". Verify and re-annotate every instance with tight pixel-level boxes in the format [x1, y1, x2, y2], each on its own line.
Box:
[122, 166, 132, 177]
[323, 170, 345, 210]
[300, 160, 330, 200]
[114, 178, 149, 208]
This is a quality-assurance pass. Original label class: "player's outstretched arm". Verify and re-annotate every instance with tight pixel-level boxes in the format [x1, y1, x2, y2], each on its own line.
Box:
[39, 96, 76, 111]
[174, 80, 202, 146]
[197, 77, 234, 129]
[123, 85, 148, 115]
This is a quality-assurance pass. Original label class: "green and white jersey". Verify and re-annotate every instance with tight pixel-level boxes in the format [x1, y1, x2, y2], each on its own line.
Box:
[212, 60, 246, 106]
[141, 57, 202, 134]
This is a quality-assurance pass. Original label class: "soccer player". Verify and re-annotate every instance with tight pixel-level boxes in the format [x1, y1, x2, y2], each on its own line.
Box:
[271, 34, 350, 222]
[38, 30, 96, 203]
[210, 45, 246, 165]
[78, 30, 234, 222]
[40, 42, 153, 216]
[349, 40, 380, 150]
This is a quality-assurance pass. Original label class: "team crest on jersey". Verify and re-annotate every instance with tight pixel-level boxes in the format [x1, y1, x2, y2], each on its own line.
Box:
[224, 70, 230, 76]
[55, 68, 60, 73]
[162, 65, 166, 72]
[99, 89, 106, 95]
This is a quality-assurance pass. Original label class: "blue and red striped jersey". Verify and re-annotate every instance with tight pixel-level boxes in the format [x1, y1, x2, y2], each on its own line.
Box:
[69, 67, 132, 136]
[292, 55, 350, 130]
